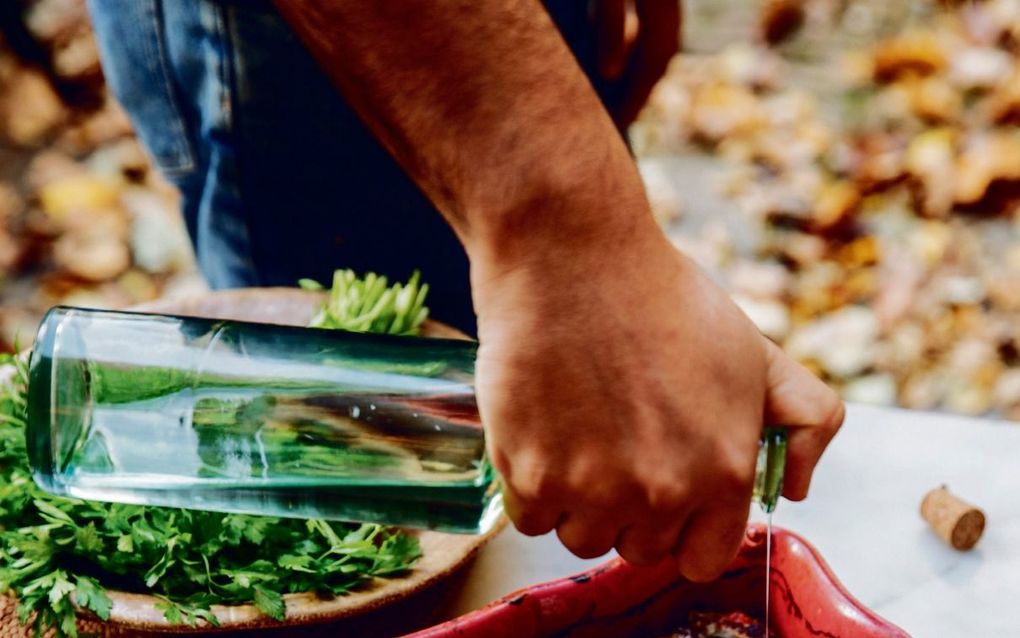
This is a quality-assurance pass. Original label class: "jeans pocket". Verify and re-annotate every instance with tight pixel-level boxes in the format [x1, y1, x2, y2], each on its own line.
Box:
[87, 0, 197, 176]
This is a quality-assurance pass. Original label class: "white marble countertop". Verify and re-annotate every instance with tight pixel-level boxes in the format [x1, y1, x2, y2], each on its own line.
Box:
[439, 404, 1020, 638]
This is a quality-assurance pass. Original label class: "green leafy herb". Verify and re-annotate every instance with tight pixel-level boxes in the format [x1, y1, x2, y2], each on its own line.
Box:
[0, 271, 429, 636]
[301, 269, 429, 335]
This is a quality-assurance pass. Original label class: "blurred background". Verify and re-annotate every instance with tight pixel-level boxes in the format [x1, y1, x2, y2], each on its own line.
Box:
[1, 0, 1019, 421]
[0, 0, 203, 349]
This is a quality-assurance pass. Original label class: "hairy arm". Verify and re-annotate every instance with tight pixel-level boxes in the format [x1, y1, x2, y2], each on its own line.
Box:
[273, 0, 653, 266]
[274, 0, 843, 578]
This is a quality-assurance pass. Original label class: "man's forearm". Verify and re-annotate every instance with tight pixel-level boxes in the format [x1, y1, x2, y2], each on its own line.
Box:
[272, 2, 846, 577]
[273, 0, 659, 270]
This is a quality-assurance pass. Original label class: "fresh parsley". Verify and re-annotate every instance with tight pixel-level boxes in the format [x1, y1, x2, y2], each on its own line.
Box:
[0, 270, 428, 636]
[300, 269, 429, 335]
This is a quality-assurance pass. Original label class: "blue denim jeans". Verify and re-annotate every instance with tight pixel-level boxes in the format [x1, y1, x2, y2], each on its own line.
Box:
[87, 0, 622, 335]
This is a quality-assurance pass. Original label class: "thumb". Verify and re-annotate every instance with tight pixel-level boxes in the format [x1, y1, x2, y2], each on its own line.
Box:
[762, 339, 845, 501]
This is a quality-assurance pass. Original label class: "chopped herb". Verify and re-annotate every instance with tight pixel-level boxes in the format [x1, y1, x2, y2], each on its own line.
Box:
[0, 271, 428, 636]
[301, 269, 429, 335]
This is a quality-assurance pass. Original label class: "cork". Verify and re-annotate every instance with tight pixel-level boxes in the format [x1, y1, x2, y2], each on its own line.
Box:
[920, 486, 985, 550]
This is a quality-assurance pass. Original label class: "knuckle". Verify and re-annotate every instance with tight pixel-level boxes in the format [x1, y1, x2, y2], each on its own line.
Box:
[643, 479, 690, 512]
[512, 478, 554, 503]
[674, 514, 748, 582]
[508, 455, 561, 503]
[559, 533, 614, 560]
[511, 513, 554, 537]
[576, 483, 619, 510]
[824, 399, 847, 432]
[617, 545, 663, 566]
[488, 445, 513, 478]
[564, 463, 624, 509]
[714, 462, 754, 496]
[723, 463, 756, 492]
[719, 443, 757, 489]
[677, 556, 726, 583]
[674, 545, 728, 583]
[617, 536, 673, 566]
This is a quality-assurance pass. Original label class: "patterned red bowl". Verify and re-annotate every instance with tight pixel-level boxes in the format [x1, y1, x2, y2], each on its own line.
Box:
[406, 524, 910, 638]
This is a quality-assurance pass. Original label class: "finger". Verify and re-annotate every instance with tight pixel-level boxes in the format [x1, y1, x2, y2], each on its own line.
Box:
[595, 0, 630, 80]
[556, 510, 625, 559]
[673, 504, 749, 583]
[613, 0, 681, 127]
[763, 339, 846, 501]
[616, 517, 687, 566]
[502, 482, 561, 536]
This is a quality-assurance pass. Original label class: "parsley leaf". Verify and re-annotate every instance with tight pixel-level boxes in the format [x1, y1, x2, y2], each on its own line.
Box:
[253, 585, 285, 621]
[0, 272, 428, 636]
[72, 576, 112, 621]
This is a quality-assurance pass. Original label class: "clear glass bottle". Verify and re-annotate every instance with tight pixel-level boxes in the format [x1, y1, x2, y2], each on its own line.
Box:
[27, 307, 785, 534]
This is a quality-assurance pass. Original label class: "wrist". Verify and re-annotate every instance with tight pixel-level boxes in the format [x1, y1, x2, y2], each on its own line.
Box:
[466, 163, 665, 297]
[469, 205, 675, 336]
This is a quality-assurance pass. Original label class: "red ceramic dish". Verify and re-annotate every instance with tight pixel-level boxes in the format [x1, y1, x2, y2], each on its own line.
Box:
[407, 524, 910, 638]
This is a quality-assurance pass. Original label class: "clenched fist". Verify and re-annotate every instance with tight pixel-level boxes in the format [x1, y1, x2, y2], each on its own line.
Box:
[472, 224, 843, 581]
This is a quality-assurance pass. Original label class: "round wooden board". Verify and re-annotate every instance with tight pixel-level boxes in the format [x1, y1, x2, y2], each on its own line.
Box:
[4, 288, 503, 636]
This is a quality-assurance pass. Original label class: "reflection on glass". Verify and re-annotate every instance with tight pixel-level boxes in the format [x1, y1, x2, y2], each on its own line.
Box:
[28, 307, 500, 534]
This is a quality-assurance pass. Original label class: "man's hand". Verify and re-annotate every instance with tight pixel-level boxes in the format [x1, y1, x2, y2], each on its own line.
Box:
[594, 0, 681, 128]
[472, 213, 843, 579]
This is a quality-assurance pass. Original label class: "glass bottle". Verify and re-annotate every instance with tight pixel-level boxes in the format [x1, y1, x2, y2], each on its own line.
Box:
[27, 306, 785, 534]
